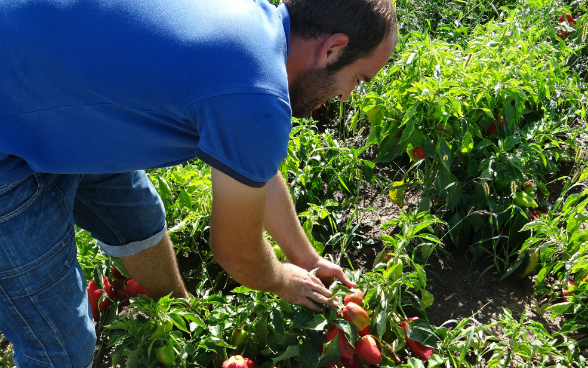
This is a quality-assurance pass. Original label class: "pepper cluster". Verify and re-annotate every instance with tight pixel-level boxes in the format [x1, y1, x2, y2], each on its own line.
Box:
[86, 266, 152, 319]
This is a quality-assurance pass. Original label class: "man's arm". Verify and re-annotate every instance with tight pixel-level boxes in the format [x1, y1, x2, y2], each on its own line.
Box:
[209, 168, 338, 311]
[263, 172, 356, 289]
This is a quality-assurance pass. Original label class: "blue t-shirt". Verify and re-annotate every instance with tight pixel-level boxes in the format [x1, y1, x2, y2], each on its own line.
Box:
[0, 0, 292, 187]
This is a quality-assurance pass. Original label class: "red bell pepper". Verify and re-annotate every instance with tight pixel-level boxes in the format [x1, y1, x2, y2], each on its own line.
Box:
[87, 280, 102, 318]
[342, 302, 370, 335]
[124, 279, 152, 298]
[400, 317, 434, 361]
[355, 335, 382, 365]
[222, 355, 256, 368]
[343, 289, 364, 306]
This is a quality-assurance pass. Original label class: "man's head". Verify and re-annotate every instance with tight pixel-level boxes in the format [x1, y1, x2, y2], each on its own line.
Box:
[284, 0, 398, 118]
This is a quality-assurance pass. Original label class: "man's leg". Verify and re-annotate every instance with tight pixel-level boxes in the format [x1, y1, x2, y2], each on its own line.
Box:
[0, 173, 96, 368]
[73, 171, 188, 299]
[121, 232, 188, 299]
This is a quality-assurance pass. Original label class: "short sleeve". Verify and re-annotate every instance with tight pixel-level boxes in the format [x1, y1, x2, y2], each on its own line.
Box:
[186, 92, 292, 187]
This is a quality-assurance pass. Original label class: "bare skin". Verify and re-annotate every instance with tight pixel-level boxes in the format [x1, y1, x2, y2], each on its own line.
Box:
[121, 232, 188, 299]
[210, 169, 354, 312]
[287, 30, 398, 117]
[264, 173, 355, 288]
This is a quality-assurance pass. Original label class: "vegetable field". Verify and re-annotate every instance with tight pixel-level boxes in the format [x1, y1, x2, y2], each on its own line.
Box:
[1, 0, 587, 367]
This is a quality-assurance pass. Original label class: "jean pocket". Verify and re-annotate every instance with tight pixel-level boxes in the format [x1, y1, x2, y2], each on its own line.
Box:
[0, 229, 76, 298]
[0, 174, 43, 223]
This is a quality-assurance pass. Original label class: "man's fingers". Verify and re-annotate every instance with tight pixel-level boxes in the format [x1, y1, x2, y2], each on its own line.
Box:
[333, 267, 356, 288]
[309, 290, 337, 308]
[301, 297, 324, 312]
[310, 274, 327, 289]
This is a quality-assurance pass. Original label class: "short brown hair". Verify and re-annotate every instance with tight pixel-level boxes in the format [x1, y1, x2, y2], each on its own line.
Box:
[283, 0, 397, 72]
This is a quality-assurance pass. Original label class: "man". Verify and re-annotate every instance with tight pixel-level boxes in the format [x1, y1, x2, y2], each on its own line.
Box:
[0, 0, 397, 366]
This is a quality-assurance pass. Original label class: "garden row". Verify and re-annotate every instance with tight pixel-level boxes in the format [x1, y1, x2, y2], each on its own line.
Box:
[2, 0, 587, 367]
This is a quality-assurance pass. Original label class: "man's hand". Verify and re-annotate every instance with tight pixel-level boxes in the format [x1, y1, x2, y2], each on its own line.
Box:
[273, 263, 337, 312]
[301, 257, 357, 289]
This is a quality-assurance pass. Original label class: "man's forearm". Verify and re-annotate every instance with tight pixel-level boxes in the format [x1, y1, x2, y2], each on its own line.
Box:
[263, 173, 320, 270]
[211, 233, 286, 293]
[209, 169, 288, 294]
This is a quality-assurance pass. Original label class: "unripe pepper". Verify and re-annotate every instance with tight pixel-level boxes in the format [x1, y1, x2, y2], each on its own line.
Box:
[387, 258, 403, 282]
[400, 317, 434, 361]
[155, 344, 176, 366]
[513, 191, 538, 208]
[231, 328, 249, 351]
[342, 302, 370, 335]
[520, 248, 540, 278]
[222, 355, 256, 368]
[344, 289, 364, 306]
[149, 319, 173, 341]
[355, 335, 382, 365]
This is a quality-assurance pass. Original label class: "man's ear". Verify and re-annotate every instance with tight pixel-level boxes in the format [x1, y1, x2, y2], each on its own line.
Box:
[316, 33, 349, 67]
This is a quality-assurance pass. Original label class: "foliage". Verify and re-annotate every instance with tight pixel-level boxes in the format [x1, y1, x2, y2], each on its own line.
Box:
[149, 162, 213, 254]
[353, 0, 586, 266]
[524, 178, 588, 341]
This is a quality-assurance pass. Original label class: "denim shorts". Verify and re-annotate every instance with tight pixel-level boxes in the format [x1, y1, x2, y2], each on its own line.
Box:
[0, 171, 166, 368]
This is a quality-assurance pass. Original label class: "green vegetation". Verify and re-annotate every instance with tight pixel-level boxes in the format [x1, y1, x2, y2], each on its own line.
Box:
[1, 0, 587, 367]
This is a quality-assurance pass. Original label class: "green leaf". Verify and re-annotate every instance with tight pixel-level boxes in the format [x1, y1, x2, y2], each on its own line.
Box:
[291, 309, 313, 329]
[461, 130, 474, 153]
[125, 349, 140, 368]
[110, 257, 131, 278]
[437, 138, 454, 171]
[303, 315, 328, 331]
[535, 265, 552, 286]
[272, 310, 285, 335]
[277, 299, 293, 314]
[407, 357, 426, 368]
[427, 354, 446, 367]
[273, 345, 300, 363]
[157, 176, 172, 197]
[169, 312, 188, 332]
[421, 290, 434, 309]
[317, 335, 341, 367]
[299, 337, 320, 368]
[415, 264, 427, 289]
[255, 317, 269, 347]
[405, 319, 438, 348]
[376, 306, 387, 338]
[502, 135, 521, 151]
[364, 287, 378, 306]
[334, 320, 358, 345]
[546, 302, 574, 319]
[179, 189, 192, 209]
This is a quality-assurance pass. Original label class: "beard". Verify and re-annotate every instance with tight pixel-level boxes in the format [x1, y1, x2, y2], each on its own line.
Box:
[288, 67, 336, 118]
